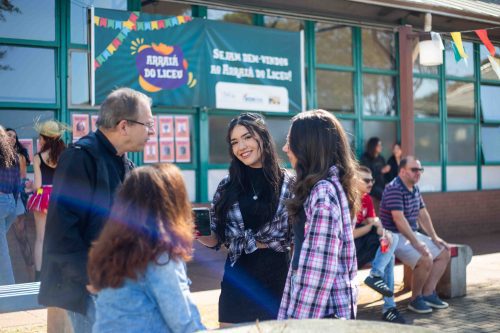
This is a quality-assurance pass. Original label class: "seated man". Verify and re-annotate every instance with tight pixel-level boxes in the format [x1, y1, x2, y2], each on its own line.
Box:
[379, 156, 451, 314]
[354, 166, 405, 324]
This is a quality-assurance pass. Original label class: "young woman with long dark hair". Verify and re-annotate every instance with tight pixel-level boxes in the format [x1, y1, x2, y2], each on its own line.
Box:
[279, 109, 360, 319]
[0, 126, 20, 285]
[197, 113, 292, 326]
[5, 128, 34, 277]
[26, 120, 69, 280]
[360, 137, 390, 201]
[88, 164, 204, 333]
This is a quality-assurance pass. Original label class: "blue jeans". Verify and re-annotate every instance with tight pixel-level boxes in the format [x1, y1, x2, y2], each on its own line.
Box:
[67, 295, 96, 333]
[370, 233, 399, 312]
[0, 193, 17, 285]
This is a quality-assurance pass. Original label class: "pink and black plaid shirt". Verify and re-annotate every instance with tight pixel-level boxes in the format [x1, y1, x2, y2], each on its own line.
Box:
[278, 166, 358, 320]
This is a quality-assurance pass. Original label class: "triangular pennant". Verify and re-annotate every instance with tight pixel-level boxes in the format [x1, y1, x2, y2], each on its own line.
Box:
[430, 32, 444, 51]
[94, 16, 100, 25]
[177, 16, 185, 24]
[99, 18, 107, 27]
[158, 20, 165, 29]
[107, 19, 114, 28]
[151, 21, 158, 30]
[451, 42, 462, 62]
[475, 30, 496, 57]
[450, 32, 468, 59]
[114, 20, 122, 29]
[487, 55, 500, 79]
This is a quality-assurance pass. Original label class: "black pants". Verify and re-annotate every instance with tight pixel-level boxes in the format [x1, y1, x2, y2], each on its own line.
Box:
[354, 228, 380, 268]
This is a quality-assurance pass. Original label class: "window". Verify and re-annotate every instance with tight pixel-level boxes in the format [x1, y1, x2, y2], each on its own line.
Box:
[266, 117, 292, 162]
[446, 81, 474, 118]
[316, 23, 352, 66]
[363, 74, 397, 116]
[479, 44, 500, 81]
[480, 85, 500, 122]
[141, 2, 191, 16]
[0, 46, 56, 104]
[481, 126, 500, 163]
[445, 40, 474, 78]
[209, 115, 231, 164]
[362, 29, 395, 69]
[0, 110, 54, 139]
[316, 70, 354, 113]
[447, 124, 476, 163]
[69, 51, 90, 105]
[414, 78, 439, 118]
[362, 121, 397, 158]
[415, 122, 440, 163]
[0, 0, 55, 41]
[207, 9, 253, 25]
[264, 16, 301, 31]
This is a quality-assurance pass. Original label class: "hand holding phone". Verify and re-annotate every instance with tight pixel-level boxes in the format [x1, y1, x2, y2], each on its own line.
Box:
[193, 207, 212, 236]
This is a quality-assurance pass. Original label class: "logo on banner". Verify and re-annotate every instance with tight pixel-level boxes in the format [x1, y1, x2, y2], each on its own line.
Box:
[131, 39, 197, 92]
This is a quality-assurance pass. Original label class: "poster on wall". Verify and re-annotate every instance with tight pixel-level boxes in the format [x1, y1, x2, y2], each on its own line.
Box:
[174, 116, 190, 139]
[159, 139, 175, 162]
[72, 114, 90, 141]
[19, 139, 34, 163]
[175, 140, 191, 163]
[92, 8, 303, 112]
[158, 115, 174, 139]
[91, 115, 99, 132]
[143, 139, 159, 163]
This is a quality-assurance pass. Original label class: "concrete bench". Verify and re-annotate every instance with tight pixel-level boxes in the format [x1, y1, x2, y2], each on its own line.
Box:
[402, 243, 473, 298]
[0, 282, 43, 313]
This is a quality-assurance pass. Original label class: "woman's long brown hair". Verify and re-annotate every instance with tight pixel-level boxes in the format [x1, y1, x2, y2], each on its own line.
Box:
[287, 110, 360, 220]
[88, 163, 194, 290]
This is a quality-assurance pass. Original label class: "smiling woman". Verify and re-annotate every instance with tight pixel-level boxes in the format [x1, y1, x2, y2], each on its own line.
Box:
[197, 113, 293, 327]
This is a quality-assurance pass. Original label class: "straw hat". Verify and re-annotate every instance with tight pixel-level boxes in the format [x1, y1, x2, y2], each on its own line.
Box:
[34, 120, 71, 138]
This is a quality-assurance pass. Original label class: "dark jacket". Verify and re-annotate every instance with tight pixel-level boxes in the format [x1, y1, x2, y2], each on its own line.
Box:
[38, 131, 134, 314]
[385, 155, 399, 184]
[360, 152, 387, 200]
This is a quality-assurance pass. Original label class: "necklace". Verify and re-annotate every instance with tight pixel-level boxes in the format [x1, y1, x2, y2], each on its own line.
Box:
[250, 182, 258, 200]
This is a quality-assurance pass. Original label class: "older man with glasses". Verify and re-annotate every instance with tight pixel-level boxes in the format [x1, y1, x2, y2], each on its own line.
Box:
[379, 156, 451, 315]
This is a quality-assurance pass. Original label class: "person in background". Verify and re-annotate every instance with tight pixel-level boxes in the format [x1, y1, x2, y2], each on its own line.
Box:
[38, 88, 154, 333]
[0, 125, 20, 285]
[25, 120, 70, 281]
[360, 137, 390, 202]
[279, 109, 359, 320]
[5, 128, 34, 279]
[88, 164, 205, 333]
[197, 113, 292, 327]
[385, 142, 402, 184]
[380, 156, 450, 314]
[353, 166, 405, 324]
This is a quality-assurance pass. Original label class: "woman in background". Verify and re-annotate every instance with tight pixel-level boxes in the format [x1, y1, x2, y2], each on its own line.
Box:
[5, 128, 34, 279]
[360, 137, 390, 201]
[197, 113, 292, 326]
[26, 120, 69, 281]
[0, 126, 20, 285]
[279, 110, 359, 319]
[88, 164, 204, 333]
[385, 142, 402, 184]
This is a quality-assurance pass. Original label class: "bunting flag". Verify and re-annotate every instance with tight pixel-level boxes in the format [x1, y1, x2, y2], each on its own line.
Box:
[475, 30, 496, 56]
[93, 15, 192, 31]
[451, 42, 462, 62]
[487, 55, 500, 79]
[450, 32, 468, 59]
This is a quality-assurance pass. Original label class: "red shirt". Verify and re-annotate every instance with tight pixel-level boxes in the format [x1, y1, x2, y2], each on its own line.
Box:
[356, 193, 376, 225]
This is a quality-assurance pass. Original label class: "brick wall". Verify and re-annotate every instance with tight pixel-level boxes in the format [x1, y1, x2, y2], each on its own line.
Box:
[423, 189, 500, 240]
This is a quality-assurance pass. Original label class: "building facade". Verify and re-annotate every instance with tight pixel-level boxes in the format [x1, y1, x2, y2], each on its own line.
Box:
[1, 0, 499, 227]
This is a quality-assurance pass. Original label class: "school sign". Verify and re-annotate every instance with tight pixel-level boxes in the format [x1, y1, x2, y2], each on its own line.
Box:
[92, 9, 304, 112]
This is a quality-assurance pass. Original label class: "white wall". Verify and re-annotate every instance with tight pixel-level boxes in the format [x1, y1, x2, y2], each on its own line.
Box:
[482, 166, 500, 190]
[446, 166, 477, 191]
[208, 169, 228, 201]
[180, 169, 196, 202]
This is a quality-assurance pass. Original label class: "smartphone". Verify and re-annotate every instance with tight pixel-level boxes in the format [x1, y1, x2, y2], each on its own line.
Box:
[193, 207, 212, 236]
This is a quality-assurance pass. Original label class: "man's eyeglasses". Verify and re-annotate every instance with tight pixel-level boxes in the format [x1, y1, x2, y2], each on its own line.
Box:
[363, 178, 375, 184]
[409, 167, 424, 173]
[125, 119, 155, 130]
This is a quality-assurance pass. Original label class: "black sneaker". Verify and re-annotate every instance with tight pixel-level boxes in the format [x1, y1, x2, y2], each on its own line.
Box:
[364, 275, 394, 297]
[382, 307, 406, 324]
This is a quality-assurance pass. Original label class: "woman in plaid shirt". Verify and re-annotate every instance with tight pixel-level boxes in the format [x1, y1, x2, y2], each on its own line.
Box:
[197, 113, 292, 326]
[279, 110, 360, 320]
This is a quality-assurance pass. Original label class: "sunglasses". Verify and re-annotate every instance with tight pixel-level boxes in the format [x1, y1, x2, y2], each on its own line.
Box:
[409, 167, 424, 173]
[363, 178, 375, 184]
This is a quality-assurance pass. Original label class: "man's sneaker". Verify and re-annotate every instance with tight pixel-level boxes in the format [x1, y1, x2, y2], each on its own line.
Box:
[423, 292, 449, 309]
[364, 275, 394, 297]
[382, 307, 406, 324]
[408, 296, 433, 314]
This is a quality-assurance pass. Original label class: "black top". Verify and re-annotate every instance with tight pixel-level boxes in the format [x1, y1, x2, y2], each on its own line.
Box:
[291, 208, 306, 271]
[360, 152, 387, 200]
[385, 155, 399, 184]
[239, 167, 269, 231]
[39, 153, 56, 185]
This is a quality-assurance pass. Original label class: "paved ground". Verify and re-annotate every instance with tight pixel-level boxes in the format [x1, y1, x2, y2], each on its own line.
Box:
[1, 232, 500, 332]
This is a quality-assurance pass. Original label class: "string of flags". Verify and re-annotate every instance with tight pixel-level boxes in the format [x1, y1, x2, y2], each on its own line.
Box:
[448, 29, 500, 79]
[93, 13, 192, 69]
